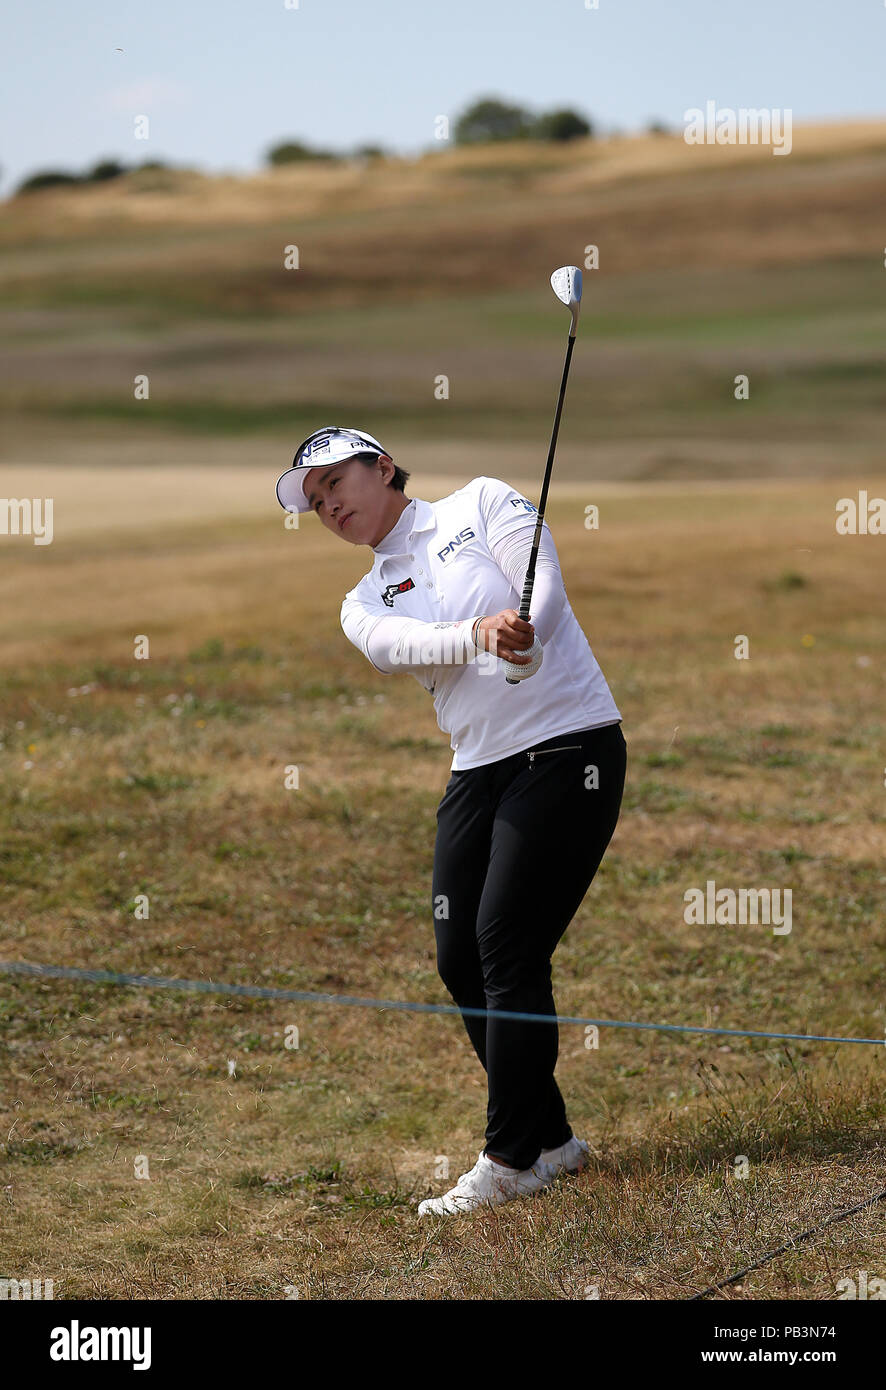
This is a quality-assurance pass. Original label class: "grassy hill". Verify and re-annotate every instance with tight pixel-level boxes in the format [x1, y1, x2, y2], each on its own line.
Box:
[2, 121, 885, 483]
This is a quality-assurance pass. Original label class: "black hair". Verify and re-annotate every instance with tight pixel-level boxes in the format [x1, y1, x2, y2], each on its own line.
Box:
[355, 451, 410, 494]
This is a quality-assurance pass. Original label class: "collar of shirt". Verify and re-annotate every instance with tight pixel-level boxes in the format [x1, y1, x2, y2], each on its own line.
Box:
[370, 497, 436, 568]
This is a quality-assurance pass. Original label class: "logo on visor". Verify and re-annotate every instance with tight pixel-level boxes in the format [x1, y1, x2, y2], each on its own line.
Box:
[303, 437, 331, 461]
[381, 578, 415, 607]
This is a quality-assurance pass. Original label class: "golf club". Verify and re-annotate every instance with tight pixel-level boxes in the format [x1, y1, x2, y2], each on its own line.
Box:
[505, 264, 583, 684]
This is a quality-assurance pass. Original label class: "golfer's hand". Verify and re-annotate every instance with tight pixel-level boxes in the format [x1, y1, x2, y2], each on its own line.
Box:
[476, 610, 535, 664]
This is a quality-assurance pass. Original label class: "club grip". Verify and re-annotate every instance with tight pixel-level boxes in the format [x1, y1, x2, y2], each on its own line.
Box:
[505, 541, 539, 683]
[517, 573, 534, 623]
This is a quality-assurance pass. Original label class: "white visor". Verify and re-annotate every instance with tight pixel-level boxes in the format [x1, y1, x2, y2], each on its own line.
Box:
[275, 426, 388, 513]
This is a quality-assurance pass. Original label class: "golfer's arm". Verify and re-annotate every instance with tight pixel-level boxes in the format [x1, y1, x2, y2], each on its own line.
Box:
[341, 607, 484, 674]
[488, 525, 566, 645]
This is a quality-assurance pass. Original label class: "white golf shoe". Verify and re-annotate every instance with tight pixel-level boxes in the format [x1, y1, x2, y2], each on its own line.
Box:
[418, 1150, 558, 1217]
[539, 1136, 590, 1175]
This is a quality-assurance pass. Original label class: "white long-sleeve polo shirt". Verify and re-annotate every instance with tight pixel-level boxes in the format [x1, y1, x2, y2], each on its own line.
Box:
[340, 475, 621, 770]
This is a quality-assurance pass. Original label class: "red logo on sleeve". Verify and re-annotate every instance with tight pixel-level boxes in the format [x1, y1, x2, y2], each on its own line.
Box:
[381, 578, 416, 607]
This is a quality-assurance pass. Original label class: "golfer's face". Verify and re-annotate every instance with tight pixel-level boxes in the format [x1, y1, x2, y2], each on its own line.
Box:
[304, 456, 394, 546]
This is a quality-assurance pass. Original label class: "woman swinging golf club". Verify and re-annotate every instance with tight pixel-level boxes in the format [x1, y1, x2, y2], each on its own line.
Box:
[275, 274, 626, 1216]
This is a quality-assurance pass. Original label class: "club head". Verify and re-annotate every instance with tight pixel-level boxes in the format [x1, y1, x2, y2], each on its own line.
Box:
[551, 265, 582, 336]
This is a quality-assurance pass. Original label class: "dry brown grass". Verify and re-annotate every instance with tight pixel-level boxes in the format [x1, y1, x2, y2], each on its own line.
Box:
[1, 470, 884, 1298]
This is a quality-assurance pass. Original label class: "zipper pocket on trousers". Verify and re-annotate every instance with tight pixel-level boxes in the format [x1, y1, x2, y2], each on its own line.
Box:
[527, 743, 581, 769]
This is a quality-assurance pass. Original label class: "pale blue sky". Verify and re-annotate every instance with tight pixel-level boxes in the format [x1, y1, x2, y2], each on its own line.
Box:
[2, 0, 884, 194]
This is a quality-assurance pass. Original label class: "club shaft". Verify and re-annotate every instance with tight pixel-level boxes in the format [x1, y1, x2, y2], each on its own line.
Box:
[505, 331, 577, 684]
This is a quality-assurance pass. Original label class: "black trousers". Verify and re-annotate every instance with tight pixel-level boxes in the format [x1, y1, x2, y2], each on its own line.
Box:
[431, 721, 626, 1171]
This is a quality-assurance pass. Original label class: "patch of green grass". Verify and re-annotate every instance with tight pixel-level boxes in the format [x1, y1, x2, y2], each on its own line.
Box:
[212, 841, 268, 862]
[642, 751, 686, 768]
[117, 772, 199, 793]
[761, 845, 814, 865]
[623, 779, 693, 814]
[384, 735, 440, 753]
[4, 1130, 84, 1163]
[765, 570, 809, 592]
[187, 696, 255, 723]
[234, 1161, 345, 1195]
[340, 1182, 413, 1212]
[679, 734, 739, 764]
[95, 1090, 156, 1113]
[188, 637, 226, 662]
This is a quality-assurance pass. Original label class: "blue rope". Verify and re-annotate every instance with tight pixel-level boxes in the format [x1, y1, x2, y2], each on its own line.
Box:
[1, 960, 882, 1046]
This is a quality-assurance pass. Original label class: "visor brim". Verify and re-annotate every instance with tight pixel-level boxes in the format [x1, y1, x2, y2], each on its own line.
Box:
[275, 468, 311, 513]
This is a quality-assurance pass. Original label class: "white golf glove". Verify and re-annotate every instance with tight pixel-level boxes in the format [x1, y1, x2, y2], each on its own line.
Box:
[499, 635, 544, 682]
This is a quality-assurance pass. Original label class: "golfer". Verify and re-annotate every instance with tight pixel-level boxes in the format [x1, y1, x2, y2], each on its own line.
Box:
[276, 425, 626, 1216]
